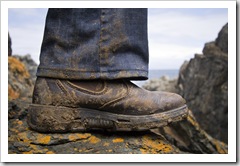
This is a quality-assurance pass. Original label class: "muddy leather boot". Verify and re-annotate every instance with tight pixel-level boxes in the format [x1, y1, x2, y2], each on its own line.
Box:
[27, 77, 188, 132]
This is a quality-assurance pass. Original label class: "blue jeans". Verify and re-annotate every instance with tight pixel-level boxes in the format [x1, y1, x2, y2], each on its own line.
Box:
[37, 8, 149, 80]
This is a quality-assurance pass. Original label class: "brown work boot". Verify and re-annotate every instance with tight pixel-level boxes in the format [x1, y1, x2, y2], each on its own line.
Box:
[27, 77, 188, 132]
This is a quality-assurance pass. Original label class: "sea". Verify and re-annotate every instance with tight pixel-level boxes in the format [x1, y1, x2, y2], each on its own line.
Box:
[132, 69, 179, 87]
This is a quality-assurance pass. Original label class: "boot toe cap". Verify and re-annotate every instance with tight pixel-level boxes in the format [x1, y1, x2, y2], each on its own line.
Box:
[155, 92, 186, 112]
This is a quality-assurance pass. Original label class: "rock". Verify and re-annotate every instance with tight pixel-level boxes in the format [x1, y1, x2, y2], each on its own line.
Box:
[8, 54, 37, 100]
[8, 99, 227, 154]
[8, 56, 34, 100]
[216, 23, 228, 53]
[14, 54, 38, 83]
[142, 76, 178, 93]
[177, 23, 228, 143]
[8, 99, 28, 120]
[8, 32, 12, 56]
[152, 111, 228, 154]
[177, 60, 189, 92]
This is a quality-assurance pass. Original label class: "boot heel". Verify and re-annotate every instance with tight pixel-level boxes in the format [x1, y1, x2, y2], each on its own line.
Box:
[28, 104, 87, 132]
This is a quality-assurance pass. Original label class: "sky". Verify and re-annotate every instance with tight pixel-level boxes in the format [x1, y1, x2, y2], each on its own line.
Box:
[8, 8, 228, 70]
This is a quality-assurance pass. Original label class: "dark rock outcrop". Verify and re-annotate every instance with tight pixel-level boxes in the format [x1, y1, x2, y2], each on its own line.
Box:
[8, 33, 12, 56]
[177, 23, 228, 143]
[216, 23, 228, 53]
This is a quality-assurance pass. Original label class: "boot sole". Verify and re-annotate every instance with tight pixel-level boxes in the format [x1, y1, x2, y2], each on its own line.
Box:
[27, 104, 189, 133]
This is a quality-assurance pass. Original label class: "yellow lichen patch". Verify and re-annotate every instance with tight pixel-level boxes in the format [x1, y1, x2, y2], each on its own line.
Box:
[141, 135, 173, 154]
[68, 133, 91, 141]
[17, 132, 30, 143]
[214, 139, 228, 154]
[68, 134, 79, 141]
[31, 144, 52, 154]
[112, 138, 124, 143]
[17, 120, 23, 125]
[46, 151, 55, 154]
[140, 148, 147, 154]
[8, 56, 30, 78]
[187, 113, 200, 130]
[37, 135, 51, 144]
[76, 133, 91, 139]
[8, 85, 20, 100]
[103, 142, 110, 146]
[29, 144, 37, 149]
[88, 135, 101, 144]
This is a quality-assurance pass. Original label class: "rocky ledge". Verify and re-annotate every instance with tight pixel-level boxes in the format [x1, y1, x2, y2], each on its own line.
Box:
[9, 98, 227, 154]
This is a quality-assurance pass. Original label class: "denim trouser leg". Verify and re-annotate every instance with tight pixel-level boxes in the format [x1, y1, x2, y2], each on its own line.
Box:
[36, 8, 149, 80]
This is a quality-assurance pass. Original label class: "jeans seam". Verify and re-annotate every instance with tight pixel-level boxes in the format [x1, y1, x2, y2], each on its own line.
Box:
[99, 9, 108, 75]
[98, 9, 103, 75]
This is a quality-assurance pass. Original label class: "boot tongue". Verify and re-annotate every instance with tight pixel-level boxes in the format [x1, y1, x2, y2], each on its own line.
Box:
[68, 80, 105, 92]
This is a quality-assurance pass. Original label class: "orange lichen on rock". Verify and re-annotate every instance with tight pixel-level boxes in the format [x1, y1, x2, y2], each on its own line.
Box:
[8, 56, 33, 100]
[88, 135, 101, 144]
[103, 142, 110, 146]
[36, 134, 51, 144]
[76, 133, 91, 139]
[141, 135, 174, 154]
[68, 133, 91, 141]
[68, 134, 79, 141]
[8, 56, 30, 78]
[46, 151, 55, 154]
[17, 120, 23, 125]
[112, 138, 124, 143]
[8, 85, 20, 100]
[213, 139, 228, 154]
[187, 113, 200, 130]
[17, 132, 30, 143]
